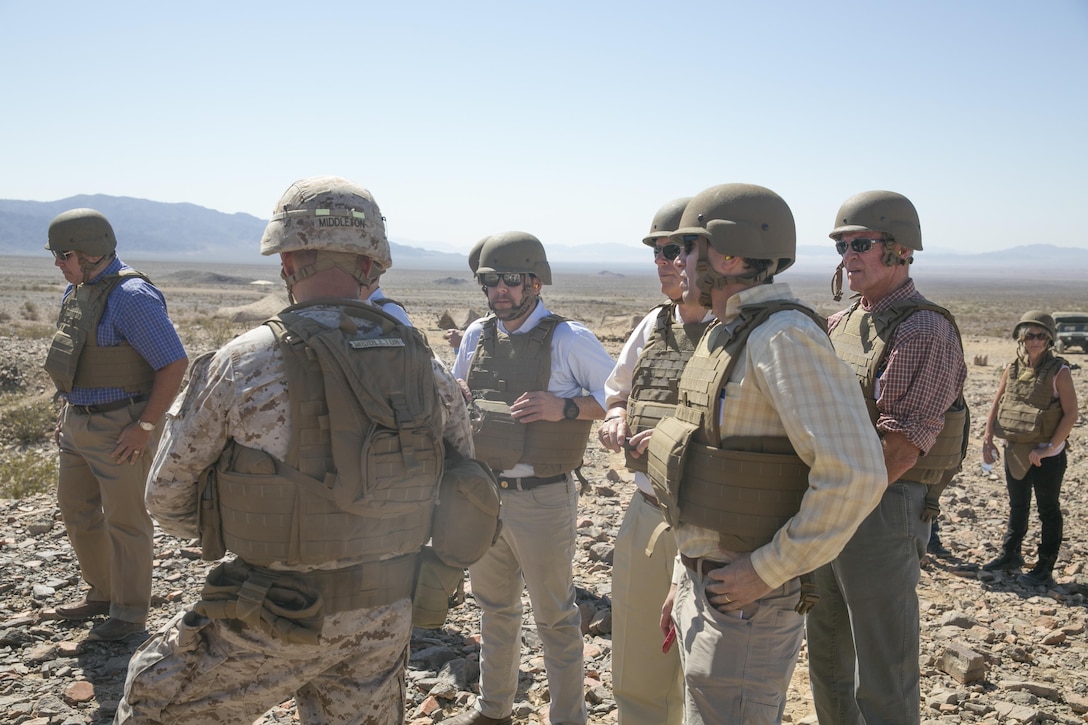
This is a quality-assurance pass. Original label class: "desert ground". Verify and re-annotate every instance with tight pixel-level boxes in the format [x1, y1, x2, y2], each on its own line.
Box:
[1, 253, 1087, 724]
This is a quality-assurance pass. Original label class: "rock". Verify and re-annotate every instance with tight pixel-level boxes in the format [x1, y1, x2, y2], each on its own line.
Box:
[937, 643, 987, 684]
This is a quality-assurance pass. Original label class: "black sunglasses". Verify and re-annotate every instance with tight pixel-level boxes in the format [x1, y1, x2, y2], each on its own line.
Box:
[480, 272, 525, 288]
[1022, 332, 1050, 341]
[835, 238, 885, 256]
[653, 239, 696, 261]
[51, 249, 75, 261]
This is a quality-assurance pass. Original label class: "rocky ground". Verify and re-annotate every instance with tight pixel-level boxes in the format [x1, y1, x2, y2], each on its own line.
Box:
[1, 258, 1087, 724]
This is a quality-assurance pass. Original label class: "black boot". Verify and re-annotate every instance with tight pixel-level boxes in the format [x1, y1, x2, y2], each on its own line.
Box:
[1018, 557, 1057, 587]
[982, 534, 1024, 572]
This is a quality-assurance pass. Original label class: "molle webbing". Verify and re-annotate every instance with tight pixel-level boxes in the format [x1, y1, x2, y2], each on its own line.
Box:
[44, 269, 155, 394]
[625, 303, 710, 472]
[830, 299, 968, 484]
[682, 437, 810, 552]
[214, 300, 443, 567]
[647, 301, 823, 541]
[196, 555, 418, 644]
[994, 355, 1067, 444]
[467, 315, 592, 476]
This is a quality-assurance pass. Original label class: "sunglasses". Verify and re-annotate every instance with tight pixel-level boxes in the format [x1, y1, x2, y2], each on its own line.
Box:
[1022, 332, 1050, 341]
[51, 249, 75, 261]
[653, 239, 696, 261]
[480, 272, 525, 288]
[834, 238, 886, 255]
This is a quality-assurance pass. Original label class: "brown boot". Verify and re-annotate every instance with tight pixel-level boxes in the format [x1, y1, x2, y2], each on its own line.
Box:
[54, 600, 111, 620]
[442, 709, 513, 725]
[86, 618, 146, 642]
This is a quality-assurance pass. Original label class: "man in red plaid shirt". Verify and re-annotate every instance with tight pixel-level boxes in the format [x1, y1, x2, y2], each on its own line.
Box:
[808, 190, 967, 725]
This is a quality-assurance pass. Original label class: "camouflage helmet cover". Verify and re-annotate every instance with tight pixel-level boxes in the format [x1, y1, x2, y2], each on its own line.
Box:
[46, 208, 117, 257]
[830, 190, 922, 251]
[642, 197, 692, 246]
[672, 183, 796, 274]
[476, 231, 552, 285]
[1012, 310, 1056, 341]
[259, 176, 391, 269]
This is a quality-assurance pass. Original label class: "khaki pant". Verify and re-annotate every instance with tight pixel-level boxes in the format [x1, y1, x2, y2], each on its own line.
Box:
[58, 403, 154, 624]
[117, 599, 412, 724]
[674, 561, 803, 725]
[611, 492, 682, 725]
[467, 477, 586, 724]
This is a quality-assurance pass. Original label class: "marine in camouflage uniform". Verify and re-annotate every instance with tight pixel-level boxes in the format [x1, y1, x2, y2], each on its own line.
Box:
[116, 177, 472, 725]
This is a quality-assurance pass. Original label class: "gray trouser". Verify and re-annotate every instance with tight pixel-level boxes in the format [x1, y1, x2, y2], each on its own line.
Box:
[674, 560, 804, 725]
[808, 481, 929, 725]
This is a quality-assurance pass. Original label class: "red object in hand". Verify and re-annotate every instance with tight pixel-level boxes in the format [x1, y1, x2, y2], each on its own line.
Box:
[662, 624, 676, 654]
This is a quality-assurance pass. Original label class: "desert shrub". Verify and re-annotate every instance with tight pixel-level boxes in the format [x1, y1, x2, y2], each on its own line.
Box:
[0, 446, 57, 498]
[0, 311, 9, 323]
[11, 323, 56, 340]
[1, 400, 55, 446]
[22, 301, 40, 321]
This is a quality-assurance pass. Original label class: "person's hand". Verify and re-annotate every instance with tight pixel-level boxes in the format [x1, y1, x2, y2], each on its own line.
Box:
[704, 553, 772, 613]
[112, 423, 153, 465]
[455, 378, 472, 404]
[54, 409, 63, 447]
[597, 411, 628, 452]
[444, 329, 464, 350]
[626, 429, 653, 459]
[510, 391, 563, 423]
[660, 583, 677, 642]
[1028, 444, 1054, 467]
[982, 439, 999, 465]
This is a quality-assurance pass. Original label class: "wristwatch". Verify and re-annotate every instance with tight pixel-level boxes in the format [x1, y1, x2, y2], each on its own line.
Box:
[563, 398, 579, 420]
[137, 420, 156, 432]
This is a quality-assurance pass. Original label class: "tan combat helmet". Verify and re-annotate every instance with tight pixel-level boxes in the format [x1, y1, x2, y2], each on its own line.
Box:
[1012, 310, 1056, 341]
[830, 190, 922, 251]
[643, 197, 692, 246]
[675, 183, 796, 271]
[46, 209, 117, 257]
[468, 236, 490, 274]
[477, 231, 552, 285]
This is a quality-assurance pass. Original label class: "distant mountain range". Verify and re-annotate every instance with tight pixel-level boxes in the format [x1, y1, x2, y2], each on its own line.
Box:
[3, 194, 1087, 277]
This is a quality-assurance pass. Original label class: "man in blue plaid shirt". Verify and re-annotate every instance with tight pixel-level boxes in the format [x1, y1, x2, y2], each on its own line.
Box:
[44, 208, 188, 642]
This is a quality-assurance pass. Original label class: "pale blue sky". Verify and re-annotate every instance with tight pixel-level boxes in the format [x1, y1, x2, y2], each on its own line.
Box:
[2, 0, 1086, 255]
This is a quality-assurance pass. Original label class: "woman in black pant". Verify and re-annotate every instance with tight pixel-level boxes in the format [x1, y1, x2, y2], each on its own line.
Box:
[981, 310, 1078, 587]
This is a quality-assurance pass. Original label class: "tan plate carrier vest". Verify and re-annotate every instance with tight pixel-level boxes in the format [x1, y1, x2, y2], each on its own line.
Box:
[993, 354, 1067, 444]
[466, 314, 593, 476]
[44, 269, 156, 395]
[830, 299, 969, 486]
[207, 300, 444, 581]
[646, 302, 824, 553]
[625, 303, 712, 472]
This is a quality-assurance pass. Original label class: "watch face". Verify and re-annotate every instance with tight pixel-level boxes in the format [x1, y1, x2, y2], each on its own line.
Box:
[564, 399, 578, 420]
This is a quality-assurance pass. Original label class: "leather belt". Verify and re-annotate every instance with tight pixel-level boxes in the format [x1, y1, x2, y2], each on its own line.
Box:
[638, 490, 661, 509]
[68, 394, 147, 415]
[496, 473, 567, 491]
[680, 553, 728, 577]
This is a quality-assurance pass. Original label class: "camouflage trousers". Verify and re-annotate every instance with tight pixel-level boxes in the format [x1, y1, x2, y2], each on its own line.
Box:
[115, 598, 412, 724]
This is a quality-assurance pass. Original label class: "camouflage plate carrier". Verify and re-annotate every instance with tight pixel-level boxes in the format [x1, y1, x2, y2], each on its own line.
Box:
[199, 300, 445, 620]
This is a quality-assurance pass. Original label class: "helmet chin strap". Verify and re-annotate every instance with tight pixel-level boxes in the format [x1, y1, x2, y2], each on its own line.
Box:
[695, 241, 769, 307]
[487, 287, 538, 322]
[282, 251, 375, 303]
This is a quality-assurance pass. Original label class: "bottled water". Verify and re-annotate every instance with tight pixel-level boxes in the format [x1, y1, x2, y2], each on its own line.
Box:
[980, 461, 993, 474]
